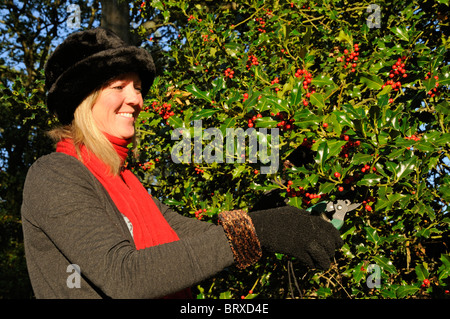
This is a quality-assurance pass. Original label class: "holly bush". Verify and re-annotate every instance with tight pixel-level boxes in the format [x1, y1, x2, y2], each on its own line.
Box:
[130, 0, 450, 298]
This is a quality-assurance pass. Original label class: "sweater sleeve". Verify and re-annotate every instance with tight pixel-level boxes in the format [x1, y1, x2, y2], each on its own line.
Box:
[152, 198, 218, 239]
[21, 153, 234, 299]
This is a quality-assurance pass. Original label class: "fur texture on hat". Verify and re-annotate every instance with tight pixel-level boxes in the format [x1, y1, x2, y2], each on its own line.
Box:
[45, 27, 156, 125]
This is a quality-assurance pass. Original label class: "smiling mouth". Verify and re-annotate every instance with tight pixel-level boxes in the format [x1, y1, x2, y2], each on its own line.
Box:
[117, 112, 135, 119]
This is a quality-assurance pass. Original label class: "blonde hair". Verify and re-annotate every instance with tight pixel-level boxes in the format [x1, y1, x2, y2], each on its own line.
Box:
[48, 90, 125, 176]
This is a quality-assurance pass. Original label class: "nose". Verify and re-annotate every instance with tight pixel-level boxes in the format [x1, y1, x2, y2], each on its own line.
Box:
[124, 84, 143, 112]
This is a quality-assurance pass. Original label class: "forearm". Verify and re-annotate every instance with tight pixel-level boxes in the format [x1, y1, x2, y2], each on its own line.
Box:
[153, 198, 218, 238]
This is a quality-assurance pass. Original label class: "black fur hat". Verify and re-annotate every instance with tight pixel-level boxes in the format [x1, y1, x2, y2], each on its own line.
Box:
[45, 27, 156, 125]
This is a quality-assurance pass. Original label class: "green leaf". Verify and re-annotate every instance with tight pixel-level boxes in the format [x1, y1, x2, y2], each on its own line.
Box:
[372, 255, 396, 274]
[309, 93, 326, 110]
[192, 108, 217, 120]
[352, 153, 373, 165]
[396, 156, 417, 181]
[327, 139, 347, 158]
[290, 81, 303, 106]
[360, 75, 384, 90]
[333, 111, 354, 127]
[415, 264, 429, 281]
[396, 285, 419, 298]
[288, 196, 303, 209]
[357, 174, 382, 187]
[312, 75, 335, 87]
[167, 115, 184, 128]
[265, 95, 290, 114]
[424, 78, 436, 92]
[293, 109, 320, 128]
[185, 84, 212, 102]
[314, 141, 328, 168]
[163, 198, 186, 206]
[255, 117, 278, 128]
[336, 30, 353, 46]
[319, 182, 335, 195]
[365, 226, 380, 246]
[352, 262, 366, 283]
[390, 26, 410, 41]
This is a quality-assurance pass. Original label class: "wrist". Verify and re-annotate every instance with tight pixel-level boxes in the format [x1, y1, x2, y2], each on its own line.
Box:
[218, 209, 262, 269]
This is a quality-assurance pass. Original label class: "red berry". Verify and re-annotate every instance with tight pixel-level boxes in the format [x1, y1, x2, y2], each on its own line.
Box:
[323, 122, 328, 128]
[422, 279, 430, 286]
[334, 172, 341, 178]
[365, 205, 372, 211]
[338, 186, 344, 192]
[287, 180, 293, 186]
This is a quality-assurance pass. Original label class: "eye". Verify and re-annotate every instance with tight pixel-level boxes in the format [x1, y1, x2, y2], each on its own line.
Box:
[135, 86, 142, 93]
[113, 85, 124, 90]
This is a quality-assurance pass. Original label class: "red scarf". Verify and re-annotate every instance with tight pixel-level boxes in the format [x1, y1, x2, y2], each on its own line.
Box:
[56, 134, 180, 249]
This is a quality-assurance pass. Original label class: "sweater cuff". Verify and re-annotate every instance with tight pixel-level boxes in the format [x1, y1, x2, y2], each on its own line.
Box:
[218, 210, 262, 269]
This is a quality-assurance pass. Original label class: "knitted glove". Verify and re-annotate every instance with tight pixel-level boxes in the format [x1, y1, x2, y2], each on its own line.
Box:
[248, 205, 344, 270]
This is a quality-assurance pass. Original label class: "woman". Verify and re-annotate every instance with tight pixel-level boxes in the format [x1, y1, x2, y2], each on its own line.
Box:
[21, 28, 343, 299]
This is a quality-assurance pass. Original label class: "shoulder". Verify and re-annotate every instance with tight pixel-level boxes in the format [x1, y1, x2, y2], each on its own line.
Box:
[26, 152, 89, 179]
[23, 152, 98, 200]
[22, 153, 107, 221]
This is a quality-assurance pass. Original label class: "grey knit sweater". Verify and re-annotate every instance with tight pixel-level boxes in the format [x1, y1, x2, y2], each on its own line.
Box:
[21, 152, 234, 299]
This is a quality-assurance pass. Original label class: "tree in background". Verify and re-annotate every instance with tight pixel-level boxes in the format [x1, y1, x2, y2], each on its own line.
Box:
[1, 0, 449, 299]
[0, 0, 100, 298]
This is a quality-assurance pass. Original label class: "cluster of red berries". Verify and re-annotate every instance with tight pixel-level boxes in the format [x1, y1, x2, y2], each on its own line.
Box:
[138, 161, 153, 171]
[405, 134, 421, 142]
[272, 111, 295, 131]
[194, 165, 205, 174]
[383, 56, 408, 103]
[421, 279, 430, 288]
[363, 196, 376, 212]
[188, 15, 202, 22]
[138, 1, 145, 12]
[425, 72, 441, 98]
[405, 134, 421, 150]
[246, 54, 259, 70]
[388, 56, 408, 80]
[294, 68, 316, 106]
[337, 44, 360, 72]
[255, 16, 267, 33]
[286, 181, 324, 205]
[194, 208, 207, 220]
[339, 135, 361, 159]
[224, 67, 235, 79]
[149, 101, 175, 123]
[247, 113, 262, 128]
[271, 77, 281, 92]
[300, 137, 315, 149]
[254, 9, 273, 33]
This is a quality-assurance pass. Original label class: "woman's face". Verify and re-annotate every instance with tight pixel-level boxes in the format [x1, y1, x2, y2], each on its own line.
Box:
[92, 72, 143, 139]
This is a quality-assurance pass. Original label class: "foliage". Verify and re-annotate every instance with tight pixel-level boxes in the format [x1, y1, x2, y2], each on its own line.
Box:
[130, 0, 450, 299]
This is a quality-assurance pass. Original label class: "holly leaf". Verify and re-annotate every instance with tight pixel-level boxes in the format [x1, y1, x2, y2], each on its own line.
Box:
[415, 264, 429, 281]
[360, 74, 384, 90]
[185, 84, 212, 102]
[309, 93, 325, 110]
[290, 81, 303, 106]
[390, 26, 410, 41]
[192, 108, 218, 120]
